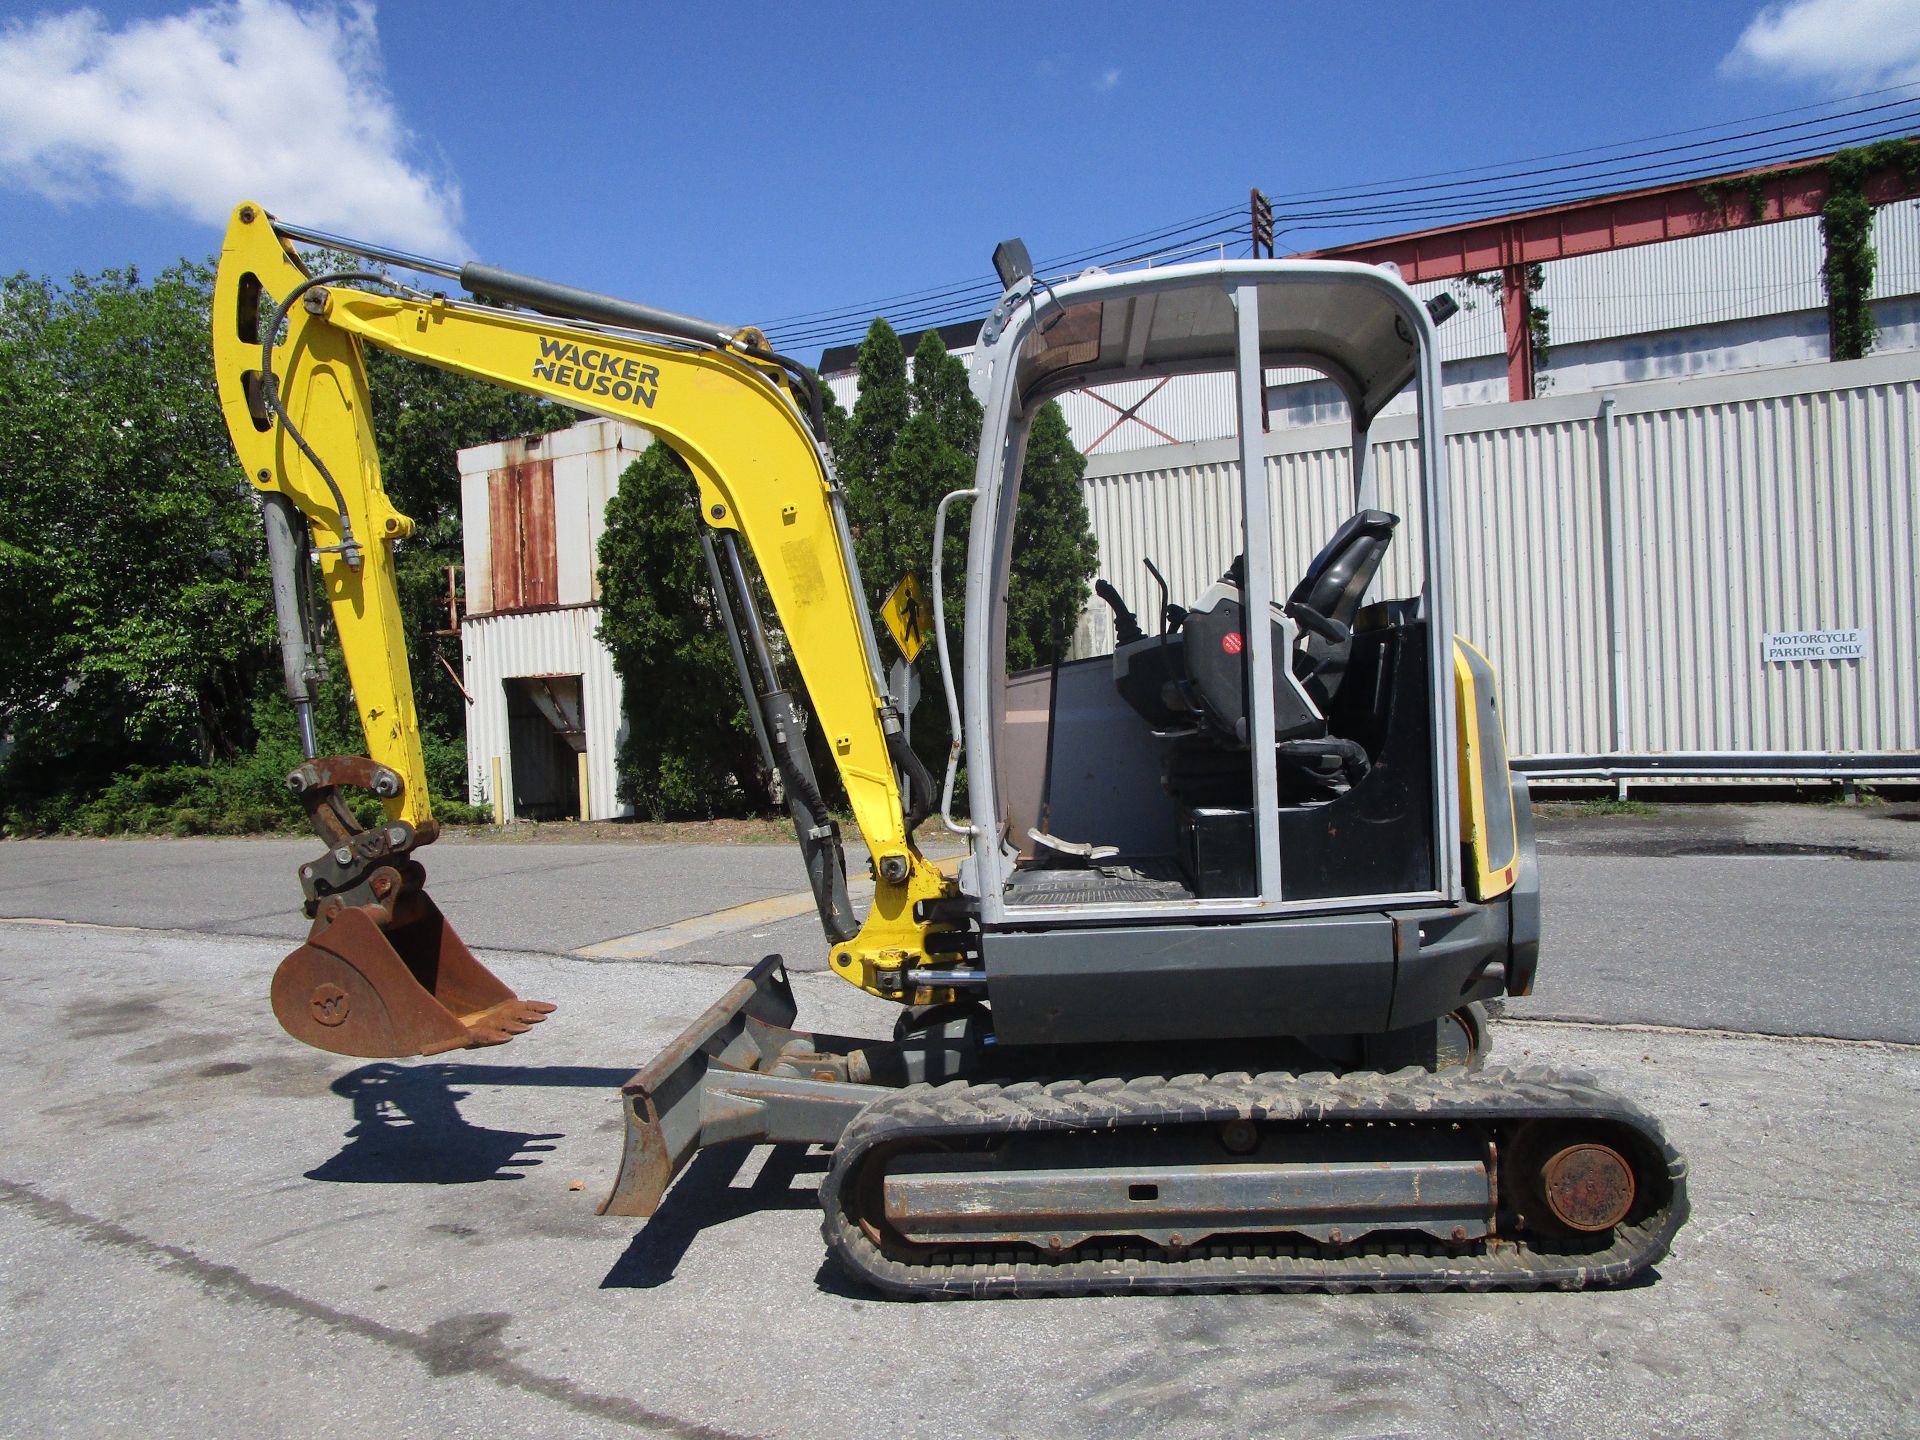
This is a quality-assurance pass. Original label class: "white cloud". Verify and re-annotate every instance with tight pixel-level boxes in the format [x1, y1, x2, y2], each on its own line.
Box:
[1096, 66, 1121, 92]
[0, 1, 465, 254]
[1724, 0, 1920, 89]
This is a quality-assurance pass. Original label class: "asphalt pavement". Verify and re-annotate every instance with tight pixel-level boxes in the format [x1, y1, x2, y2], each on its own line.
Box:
[4, 800, 1914, 1039]
[0, 803, 1916, 1438]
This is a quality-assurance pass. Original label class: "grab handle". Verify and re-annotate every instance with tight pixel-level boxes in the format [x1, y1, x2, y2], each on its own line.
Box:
[931, 487, 979, 837]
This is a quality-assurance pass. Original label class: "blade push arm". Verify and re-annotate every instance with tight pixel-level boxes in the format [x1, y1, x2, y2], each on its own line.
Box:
[211, 203, 953, 999]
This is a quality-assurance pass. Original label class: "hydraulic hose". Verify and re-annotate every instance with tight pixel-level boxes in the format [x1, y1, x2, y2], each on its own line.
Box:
[886, 727, 936, 835]
[258, 269, 395, 560]
[746, 345, 828, 443]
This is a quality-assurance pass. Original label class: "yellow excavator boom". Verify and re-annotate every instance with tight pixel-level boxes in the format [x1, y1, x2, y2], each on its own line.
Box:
[211, 203, 954, 1056]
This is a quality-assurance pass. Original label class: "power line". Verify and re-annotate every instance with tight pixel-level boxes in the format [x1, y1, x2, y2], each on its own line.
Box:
[1260, 138, 1917, 258]
[771, 87, 1920, 356]
[1258, 84, 1920, 204]
[780, 225, 1254, 349]
[765, 202, 1243, 329]
[767, 205, 1245, 345]
[775, 221, 1250, 350]
[1259, 96, 1920, 213]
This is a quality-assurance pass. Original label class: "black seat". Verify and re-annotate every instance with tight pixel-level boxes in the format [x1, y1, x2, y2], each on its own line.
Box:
[1286, 509, 1398, 708]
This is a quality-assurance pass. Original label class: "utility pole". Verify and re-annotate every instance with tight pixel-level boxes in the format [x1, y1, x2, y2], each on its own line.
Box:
[1250, 188, 1275, 259]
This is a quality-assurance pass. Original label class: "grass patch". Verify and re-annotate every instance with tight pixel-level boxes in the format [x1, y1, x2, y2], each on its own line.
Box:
[1567, 796, 1658, 818]
[1820, 784, 1887, 807]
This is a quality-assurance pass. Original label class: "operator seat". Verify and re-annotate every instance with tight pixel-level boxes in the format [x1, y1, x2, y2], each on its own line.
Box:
[1285, 509, 1398, 710]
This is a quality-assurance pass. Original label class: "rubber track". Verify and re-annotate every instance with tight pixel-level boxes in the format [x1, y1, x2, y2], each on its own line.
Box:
[821, 1065, 1689, 1299]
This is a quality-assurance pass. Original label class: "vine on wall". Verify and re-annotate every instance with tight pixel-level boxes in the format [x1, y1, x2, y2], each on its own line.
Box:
[1697, 137, 1920, 362]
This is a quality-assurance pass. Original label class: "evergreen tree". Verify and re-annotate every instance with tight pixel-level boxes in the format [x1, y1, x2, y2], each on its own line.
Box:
[837, 319, 908, 495]
[595, 441, 774, 820]
[836, 322, 1096, 778]
[1007, 399, 1098, 672]
[912, 327, 983, 449]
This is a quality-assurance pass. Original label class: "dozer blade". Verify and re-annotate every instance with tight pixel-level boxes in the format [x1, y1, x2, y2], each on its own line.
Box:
[271, 888, 554, 1058]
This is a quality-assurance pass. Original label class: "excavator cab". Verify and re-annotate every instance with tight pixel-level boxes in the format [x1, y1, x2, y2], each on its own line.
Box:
[958, 264, 1522, 1057]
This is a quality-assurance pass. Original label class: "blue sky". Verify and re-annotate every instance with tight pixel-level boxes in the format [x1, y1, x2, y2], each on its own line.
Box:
[4, 0, 1919, 361]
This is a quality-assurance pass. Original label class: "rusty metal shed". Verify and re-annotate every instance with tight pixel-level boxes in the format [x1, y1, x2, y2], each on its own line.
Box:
[456, 417, 650, 819]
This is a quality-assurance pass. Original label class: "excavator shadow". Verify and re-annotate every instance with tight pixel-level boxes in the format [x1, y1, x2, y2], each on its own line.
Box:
[599, 1143, 830, 1290]
[307, 1062, 632, 1186]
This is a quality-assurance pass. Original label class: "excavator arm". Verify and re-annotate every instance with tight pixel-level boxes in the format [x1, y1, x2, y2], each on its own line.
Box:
[211, 202, 954, 1057]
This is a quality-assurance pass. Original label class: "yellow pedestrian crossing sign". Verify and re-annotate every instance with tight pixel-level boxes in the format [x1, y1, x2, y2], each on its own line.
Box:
[881, 572, 934, 663]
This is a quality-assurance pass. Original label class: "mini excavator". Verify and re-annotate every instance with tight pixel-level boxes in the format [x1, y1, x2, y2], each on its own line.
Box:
[211, 204, 1687, 1297]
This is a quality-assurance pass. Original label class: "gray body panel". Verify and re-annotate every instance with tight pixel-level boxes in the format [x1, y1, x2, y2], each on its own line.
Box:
[982, 913, 1396, 1045]
[983, 897, 1520, 1047]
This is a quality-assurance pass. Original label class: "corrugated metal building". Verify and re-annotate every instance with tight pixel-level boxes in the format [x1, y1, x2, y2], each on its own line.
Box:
[457, 197, 1920, 807]
[1082, 350, 1920, 780]
[456, 418, 651, 819]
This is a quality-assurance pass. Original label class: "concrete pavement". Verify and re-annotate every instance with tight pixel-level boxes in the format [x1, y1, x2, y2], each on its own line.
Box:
[0, 919, 1914, 1439]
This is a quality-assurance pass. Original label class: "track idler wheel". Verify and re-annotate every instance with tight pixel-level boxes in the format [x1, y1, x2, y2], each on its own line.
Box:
[1504, 1122, 1642, 1237]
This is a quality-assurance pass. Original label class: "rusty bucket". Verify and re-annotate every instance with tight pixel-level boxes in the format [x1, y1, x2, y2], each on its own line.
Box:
[271, 881, 554, 1058]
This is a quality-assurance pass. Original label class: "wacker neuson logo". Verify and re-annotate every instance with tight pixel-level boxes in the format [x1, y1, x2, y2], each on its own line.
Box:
[531, 338, 659, 408]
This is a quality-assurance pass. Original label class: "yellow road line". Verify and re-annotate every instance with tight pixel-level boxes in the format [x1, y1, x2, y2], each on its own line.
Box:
[572, 882, 873, 961]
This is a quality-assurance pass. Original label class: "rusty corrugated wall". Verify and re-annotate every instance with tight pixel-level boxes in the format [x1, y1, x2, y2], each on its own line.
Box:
[486, 450, 556, 611]
[457, 419, 652, 818]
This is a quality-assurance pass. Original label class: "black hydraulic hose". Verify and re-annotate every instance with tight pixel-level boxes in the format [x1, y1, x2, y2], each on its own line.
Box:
[259, 269, 394, 558]
[886, 727, 936, 834]
[765, 698, 833, 829]
[742, 343, 828, 444]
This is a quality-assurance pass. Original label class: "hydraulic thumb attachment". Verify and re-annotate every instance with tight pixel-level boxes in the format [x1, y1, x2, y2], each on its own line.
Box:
[272, 755, 554, 1058]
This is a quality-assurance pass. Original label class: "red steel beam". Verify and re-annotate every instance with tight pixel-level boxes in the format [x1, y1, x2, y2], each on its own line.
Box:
[1303, 148, 1917, 401]
[1303, 149, 1915, 283]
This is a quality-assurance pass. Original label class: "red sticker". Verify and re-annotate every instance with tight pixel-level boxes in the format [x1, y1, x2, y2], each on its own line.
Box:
[1221, 631, 1244, 655]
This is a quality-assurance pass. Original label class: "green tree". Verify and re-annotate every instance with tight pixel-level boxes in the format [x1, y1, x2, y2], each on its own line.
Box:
[1006, 399, 1098, 671]
[836, 318, 908, 495]
[838, 323, 1095, 776]
[856, 331, 979, 607]
[595, 441, 774, 819]
[0, 264, 269, 776]
[836, 330, 978, 774]
[0, 259, 560, 830]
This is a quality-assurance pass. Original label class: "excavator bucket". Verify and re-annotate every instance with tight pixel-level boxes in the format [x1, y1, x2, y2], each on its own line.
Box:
[267, 755, 555, 1059]
[271, 885, 554, 1058]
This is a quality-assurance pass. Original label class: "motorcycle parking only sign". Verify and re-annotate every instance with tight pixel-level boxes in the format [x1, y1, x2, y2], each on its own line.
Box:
[1762, 628, 1867, 663]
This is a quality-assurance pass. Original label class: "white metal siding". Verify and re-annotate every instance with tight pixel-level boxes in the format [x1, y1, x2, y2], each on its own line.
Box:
[1055, 372, 1241, 450]
[1079, 352, 1920, 771]
[461, 607, 627, 819]
[1612, 373, 1920, 756]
